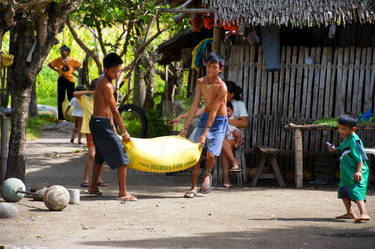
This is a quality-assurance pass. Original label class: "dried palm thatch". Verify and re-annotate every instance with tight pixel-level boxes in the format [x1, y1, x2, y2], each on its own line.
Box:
[202, 0, 375, 27]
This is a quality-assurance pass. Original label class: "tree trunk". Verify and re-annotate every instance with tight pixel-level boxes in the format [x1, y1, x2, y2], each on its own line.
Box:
[29, 81, 38, 117]
[5, 0, 82, 180]
[6, 88, 32, 180]
[142, 50, 155, 112]
[133, 59, 146, 109]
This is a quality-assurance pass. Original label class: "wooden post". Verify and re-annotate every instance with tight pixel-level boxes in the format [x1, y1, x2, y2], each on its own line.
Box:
[294, 128, 303, 188]
[212, 26, 223, 54]
[0, 114, 9, 182]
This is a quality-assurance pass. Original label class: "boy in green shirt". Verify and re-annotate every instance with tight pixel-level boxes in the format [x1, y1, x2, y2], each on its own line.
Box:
[328, 113, 370, 223]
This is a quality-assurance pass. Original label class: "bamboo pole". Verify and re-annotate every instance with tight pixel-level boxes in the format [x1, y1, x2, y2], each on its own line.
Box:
[294, 128, 303, 188]
[0, 113, 9, 182]
[212, 26, 223, 54]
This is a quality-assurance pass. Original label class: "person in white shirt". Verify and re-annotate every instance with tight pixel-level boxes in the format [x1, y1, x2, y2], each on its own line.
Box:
[65, 85, 85, 144]
[222, 81, 248, 188]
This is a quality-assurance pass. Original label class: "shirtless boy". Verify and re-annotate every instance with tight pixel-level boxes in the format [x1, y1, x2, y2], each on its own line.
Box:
[179, 53, 228, 198]
[88, 53, 136, 201]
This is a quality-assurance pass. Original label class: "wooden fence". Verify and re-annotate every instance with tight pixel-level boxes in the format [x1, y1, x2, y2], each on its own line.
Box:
[222, 44, 375, 154]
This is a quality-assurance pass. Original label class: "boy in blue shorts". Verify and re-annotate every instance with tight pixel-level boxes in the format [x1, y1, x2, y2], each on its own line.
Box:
[179, 53, 228, 198]
[327, 113, 370, 222]
[88, 53, 136, 201]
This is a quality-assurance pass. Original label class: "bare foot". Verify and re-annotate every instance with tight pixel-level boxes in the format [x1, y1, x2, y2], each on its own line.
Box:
[335, 213, 356, 219]
[354, 214, 370, 223]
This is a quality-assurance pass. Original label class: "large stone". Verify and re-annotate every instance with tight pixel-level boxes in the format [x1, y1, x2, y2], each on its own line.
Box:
[44, 185, 70, 211]
[0, 202, 19, 218]
[0, 178, 26, 202]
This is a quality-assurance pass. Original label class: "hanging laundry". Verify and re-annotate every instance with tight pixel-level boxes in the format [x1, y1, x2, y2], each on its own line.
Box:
[191, 38, 213, 71]
[261, 25, 281, 72]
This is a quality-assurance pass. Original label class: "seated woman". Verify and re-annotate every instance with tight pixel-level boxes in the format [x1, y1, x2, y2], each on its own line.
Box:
[222, 81, 248, 189]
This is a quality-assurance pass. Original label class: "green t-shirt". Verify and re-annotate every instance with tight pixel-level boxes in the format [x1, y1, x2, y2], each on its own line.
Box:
[336, 133, 369, 200]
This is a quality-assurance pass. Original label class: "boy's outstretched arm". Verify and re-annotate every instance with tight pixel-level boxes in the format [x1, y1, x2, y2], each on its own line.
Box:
[179, 80, 202, 137]
[73, 90, 95, 99]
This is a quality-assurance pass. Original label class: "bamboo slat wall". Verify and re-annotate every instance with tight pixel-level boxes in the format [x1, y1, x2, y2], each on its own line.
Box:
[221, 44, 375, 153]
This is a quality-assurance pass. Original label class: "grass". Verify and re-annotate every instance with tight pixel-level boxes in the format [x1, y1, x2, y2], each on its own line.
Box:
[26, 116, 55, 140]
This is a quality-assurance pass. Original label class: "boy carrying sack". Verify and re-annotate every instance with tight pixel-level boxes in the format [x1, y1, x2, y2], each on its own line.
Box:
[327, 113, 371, 223]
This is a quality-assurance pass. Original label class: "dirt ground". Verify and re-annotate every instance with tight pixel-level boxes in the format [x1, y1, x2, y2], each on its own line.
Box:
[0, 129, 375, 249]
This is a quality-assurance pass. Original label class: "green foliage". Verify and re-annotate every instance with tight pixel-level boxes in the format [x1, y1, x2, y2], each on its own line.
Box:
[26, 116, 54, 140]
[145, 108, 170, 138]
[313, 117, 339, 127]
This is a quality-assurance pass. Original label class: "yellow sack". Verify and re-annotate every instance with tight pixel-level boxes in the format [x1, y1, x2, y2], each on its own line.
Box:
[124, 136, 202, 173]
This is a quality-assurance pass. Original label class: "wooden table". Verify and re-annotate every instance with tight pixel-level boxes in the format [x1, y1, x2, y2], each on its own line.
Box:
[285, 123, 375, 188]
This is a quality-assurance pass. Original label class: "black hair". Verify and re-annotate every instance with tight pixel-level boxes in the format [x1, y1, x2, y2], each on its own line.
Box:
[225, 81, 242, 100]
[103, 52, 123, 69]
[338, 113, 357, 127]
[90, 78, 99, 90]
[206, 52, 224, 67]
[226, 102, 233, 110]
[60, 45, 71, 52]
[75, 85, 85, 91]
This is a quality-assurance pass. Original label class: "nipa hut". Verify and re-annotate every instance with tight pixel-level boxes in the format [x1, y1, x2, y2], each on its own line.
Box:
[161, 0, 375, 182]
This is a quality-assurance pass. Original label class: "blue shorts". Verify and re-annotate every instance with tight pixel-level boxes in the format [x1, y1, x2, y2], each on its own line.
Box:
[190, 112, 228, 156]
[89, 116, 129, 169]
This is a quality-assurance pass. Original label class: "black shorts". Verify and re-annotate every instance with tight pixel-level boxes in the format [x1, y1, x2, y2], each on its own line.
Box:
[89, 116, 129, 169]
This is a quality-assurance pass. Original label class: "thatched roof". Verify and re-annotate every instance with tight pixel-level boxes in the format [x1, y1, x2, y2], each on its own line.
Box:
[202, 0, 375, 27]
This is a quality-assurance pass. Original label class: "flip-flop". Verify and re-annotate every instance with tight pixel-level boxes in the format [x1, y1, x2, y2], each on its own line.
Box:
[97, 181, 108, 187]
[223, 183, 232, 189]
[80, 182, 90, 188]
[83, 190, 102, 196]
[230, 165, 241, 173]
[354, 216, 370, 223]
[184, 190, 198, 198]
[116, 195, 137, 201]
[199, 175, 212, 194]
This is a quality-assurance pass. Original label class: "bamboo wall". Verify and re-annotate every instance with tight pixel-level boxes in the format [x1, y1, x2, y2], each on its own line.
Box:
[189, 43, 375, 161]
[191, 45, 375, 153]
[223, 44, 375, 153]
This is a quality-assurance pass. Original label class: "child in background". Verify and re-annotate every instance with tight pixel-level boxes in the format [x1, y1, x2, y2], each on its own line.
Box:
[226, 102, 243, 149]
[74, 79, 107, 188]
[327, 113, 370, 223]
[226, 102, 242, 172]
[65, 85, 85, 144]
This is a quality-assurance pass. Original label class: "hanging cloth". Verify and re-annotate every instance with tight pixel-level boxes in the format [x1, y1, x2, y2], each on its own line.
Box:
[261, 25, 281, 72]
[191, 38, 213, 71]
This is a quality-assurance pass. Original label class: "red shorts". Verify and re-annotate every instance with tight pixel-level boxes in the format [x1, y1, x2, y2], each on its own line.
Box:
[86, 134, 95, 147]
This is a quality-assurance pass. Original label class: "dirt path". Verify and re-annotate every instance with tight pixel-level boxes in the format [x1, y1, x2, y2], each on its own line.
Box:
[1, 129, 375, 249]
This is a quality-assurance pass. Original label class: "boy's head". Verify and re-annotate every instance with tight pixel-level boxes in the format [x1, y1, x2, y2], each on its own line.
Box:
[226, 102, 233, 118]
[103, 53, 123, 81]
[60, 45, 71, 58]
[90, 78, 99, 90]
[338, 113, 357, 138]
[206, 53, 224, 79]
[75, 85, 85, 92]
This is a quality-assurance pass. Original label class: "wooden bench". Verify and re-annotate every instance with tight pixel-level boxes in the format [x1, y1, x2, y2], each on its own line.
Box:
[251, 146, 286, 187]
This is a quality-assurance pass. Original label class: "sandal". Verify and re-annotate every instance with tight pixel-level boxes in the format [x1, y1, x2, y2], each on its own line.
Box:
[230, 165, 241, 173]
[80, 182, 90, 188]
[83, 190, 102, 196]
[116, 195, 137, 201]
[223, 183, 232, 189]
[184, 190, 198, 198]
[199, 175, 212, 194]
[97, 181, 108, 187]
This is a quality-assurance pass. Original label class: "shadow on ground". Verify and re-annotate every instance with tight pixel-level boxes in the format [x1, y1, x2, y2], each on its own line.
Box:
[79, 226, 375, 249]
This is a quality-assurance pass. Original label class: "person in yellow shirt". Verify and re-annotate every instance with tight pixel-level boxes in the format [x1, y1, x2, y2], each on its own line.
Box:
[48, 45, 81, 122]
[73, 79, 107, 188]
